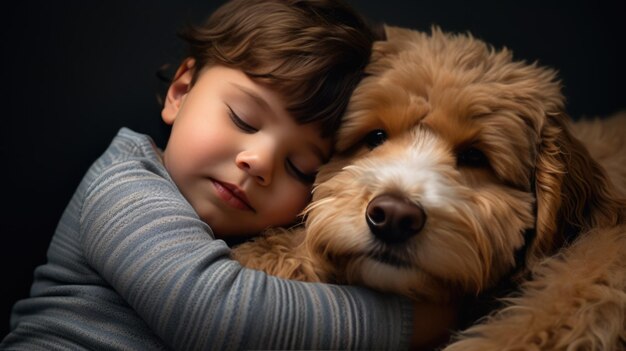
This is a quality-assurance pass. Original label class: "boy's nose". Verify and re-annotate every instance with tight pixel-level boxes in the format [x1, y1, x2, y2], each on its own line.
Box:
[236, 151, 273, 186]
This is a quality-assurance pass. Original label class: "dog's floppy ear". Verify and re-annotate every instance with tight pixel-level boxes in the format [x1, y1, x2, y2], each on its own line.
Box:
[531, 113, 625, 260]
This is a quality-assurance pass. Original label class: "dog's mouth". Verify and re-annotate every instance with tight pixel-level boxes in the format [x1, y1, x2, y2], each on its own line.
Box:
[367, 249, 412, 268]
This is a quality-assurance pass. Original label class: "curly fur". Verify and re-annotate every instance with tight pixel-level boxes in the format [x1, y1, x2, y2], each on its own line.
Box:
[446, 225, 626, 351]
[232, 26, 626, 350]
[571, 112, 626, 196]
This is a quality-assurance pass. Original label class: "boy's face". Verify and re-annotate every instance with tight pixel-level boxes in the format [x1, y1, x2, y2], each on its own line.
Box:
[161, 63, 331, 237]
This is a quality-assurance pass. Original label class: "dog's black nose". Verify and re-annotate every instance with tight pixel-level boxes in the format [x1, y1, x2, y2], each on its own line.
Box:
[366, 194, 426, 243]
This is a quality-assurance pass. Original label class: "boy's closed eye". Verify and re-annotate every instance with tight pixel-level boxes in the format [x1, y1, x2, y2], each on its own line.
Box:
[286, 159, 317, 184]
[226, 103, 319, 185]
[227, 105, 257, 133]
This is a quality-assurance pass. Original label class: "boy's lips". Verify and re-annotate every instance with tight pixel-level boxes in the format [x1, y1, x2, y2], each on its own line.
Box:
[211, 179, 255, 212]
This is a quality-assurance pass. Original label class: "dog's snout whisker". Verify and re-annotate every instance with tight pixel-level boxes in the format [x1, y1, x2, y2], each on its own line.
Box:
[366, 194, 426, 244]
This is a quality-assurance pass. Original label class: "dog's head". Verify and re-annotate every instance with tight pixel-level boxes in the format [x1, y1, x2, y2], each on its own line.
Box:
[303, 26, 624, 302]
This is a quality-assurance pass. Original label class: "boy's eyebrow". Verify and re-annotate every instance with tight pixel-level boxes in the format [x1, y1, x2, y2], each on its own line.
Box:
[230, 83, 271, 112]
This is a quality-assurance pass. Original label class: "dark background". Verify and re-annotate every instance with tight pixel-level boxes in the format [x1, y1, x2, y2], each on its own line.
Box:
[1, 0, 624, 339]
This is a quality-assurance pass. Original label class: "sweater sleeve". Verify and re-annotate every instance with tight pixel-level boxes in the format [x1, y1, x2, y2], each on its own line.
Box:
[79, 157, 413, 350]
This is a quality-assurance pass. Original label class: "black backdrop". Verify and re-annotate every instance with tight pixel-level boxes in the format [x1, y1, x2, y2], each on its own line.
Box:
[1, 0, 624, 339]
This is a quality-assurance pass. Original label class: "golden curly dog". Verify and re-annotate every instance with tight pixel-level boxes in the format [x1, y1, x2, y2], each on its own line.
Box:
[233, 26, 626, 350]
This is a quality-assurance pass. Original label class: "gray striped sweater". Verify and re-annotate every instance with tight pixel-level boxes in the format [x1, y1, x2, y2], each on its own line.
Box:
[2, 128, 412, 350]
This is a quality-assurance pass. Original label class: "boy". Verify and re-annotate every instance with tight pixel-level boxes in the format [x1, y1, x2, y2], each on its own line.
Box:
[2, 0, 451, 349]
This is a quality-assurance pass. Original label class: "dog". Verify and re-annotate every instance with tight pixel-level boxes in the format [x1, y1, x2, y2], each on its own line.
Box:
[233, 26, 626, 350]
[572, 112, 626, 195]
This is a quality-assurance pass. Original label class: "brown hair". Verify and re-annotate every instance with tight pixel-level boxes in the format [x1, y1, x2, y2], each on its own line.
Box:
[178, 0, 374, 138]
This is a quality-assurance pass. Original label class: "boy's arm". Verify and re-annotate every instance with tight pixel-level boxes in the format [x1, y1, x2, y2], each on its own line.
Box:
[80, 159, 413, 350]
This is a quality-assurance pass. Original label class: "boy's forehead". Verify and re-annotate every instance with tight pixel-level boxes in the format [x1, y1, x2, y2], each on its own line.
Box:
[229, 82, 273, 113]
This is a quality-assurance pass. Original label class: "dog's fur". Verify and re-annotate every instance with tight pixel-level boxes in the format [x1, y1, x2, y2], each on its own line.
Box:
[233, 26, 626, 350]
[572, 112, 626, 196]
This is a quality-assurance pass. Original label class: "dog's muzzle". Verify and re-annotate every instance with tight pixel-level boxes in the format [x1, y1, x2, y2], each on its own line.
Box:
[366, 194, 426, 244]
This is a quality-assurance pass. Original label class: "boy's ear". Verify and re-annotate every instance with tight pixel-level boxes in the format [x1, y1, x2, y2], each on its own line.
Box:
[161, 58, 195, 125]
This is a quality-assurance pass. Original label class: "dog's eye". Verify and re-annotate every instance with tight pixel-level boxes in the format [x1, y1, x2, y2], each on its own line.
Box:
[363, 129, 387, 149]
[457, 147, 489, 168]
